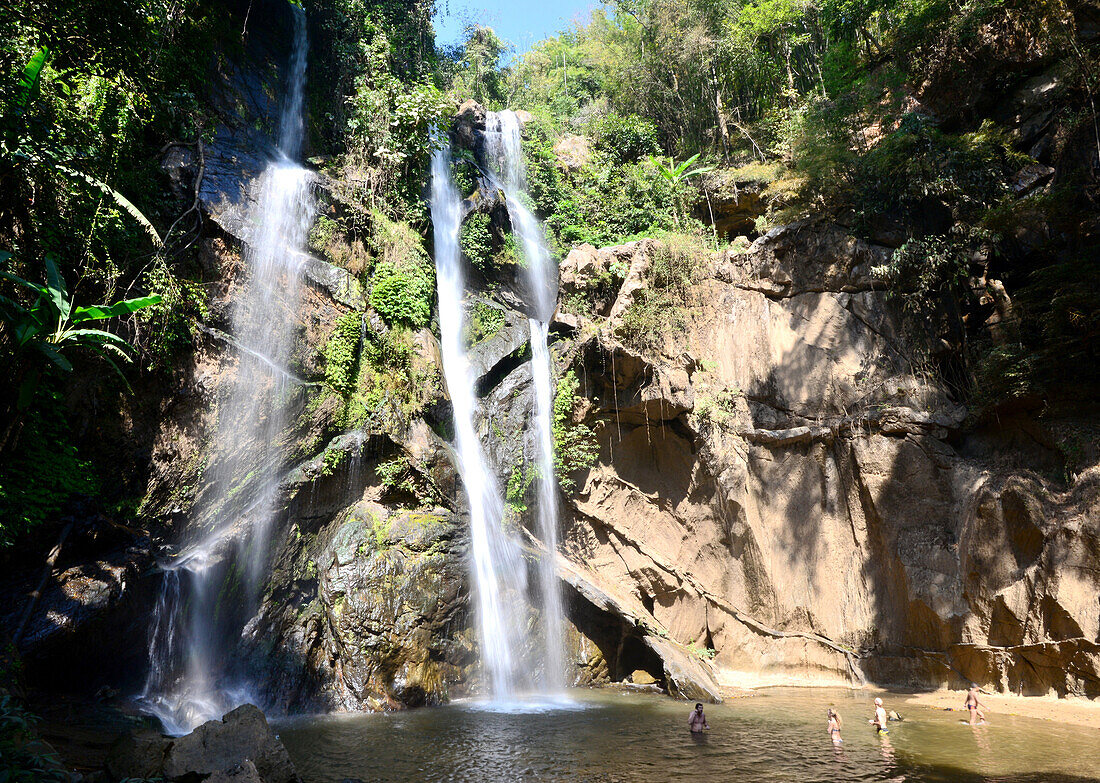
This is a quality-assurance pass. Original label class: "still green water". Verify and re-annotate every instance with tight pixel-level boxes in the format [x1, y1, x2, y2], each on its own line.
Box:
[276, 688, 1100, 783]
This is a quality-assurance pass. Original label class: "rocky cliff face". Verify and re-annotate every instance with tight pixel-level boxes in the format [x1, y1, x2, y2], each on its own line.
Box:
[548, 225, 1100, 698]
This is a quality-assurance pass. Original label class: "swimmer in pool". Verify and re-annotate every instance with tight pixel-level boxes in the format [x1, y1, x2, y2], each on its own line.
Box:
[826, 708, 843, 743]
[869, 698, 888, 733]
[965, 684, 988, 725]
[689, 703, 709, 733]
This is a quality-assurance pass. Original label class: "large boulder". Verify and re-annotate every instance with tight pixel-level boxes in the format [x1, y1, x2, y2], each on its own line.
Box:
[163, 705, 299, 783]
[453, 99, 486, 149]
[106, 704, 300, 783]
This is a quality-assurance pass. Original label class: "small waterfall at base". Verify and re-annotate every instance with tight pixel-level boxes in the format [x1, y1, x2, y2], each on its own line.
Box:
[140, 5, 315, 735]
[430, 147, 530, 700]
[483, 110, 566, 695]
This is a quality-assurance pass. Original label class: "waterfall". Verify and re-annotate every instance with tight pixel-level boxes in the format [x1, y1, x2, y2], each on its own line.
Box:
[141, 5, 315, 735]
[483, 110, 566, 694]
[430, 146, 530, 699]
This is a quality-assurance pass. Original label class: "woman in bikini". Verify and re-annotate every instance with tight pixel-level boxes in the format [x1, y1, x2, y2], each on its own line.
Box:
[827, 708, 843, 743]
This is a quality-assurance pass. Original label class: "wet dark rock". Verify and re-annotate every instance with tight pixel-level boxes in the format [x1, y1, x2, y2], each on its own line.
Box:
[466, 300, 530, 385]
[244, 491, 473, 714]
[106, 729, 171, 781]
[160, 0, 299, 244]
[106, 705, 299, 783]
[2, 540, 159, 694]
[1012, 162, 1056, 196]
[453, 99, 486, 149]
[208, 760, 264, 783]
[162, 705, 300, 783]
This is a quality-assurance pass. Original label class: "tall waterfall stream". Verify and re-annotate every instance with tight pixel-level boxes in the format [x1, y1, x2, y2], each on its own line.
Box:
[429, 109, 567, 703]
[140, 6, 316, 735]
[483, 110, 566, 694]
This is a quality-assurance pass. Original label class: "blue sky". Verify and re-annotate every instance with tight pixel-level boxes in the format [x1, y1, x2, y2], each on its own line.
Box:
[433, 0, 601, 56]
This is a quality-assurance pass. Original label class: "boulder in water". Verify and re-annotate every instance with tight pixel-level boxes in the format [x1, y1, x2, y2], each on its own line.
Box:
[106, 704, 300, 783]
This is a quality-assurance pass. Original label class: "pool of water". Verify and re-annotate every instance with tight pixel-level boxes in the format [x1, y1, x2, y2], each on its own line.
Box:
[276, 688, 1100, 783]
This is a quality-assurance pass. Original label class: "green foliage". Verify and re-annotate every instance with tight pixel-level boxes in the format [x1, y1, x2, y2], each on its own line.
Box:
[367, 213, 435, 328]
[0, 393, 97, 548]
[857, 117, 1026, 224]
[686, 640, 718, 660]
[320, 446, 348, 477]
[1, 0, 230, 316]
[324, 311, 363, 397]
[0, 253, 161, 413]
[451, 149, 480, 197]
[1012, 253, 1100, 389]
[695, 387, 741, 428]
[552, 369, 598, 493]
[333, 324, 443, 431]
[376, 455, 434, 506]
[307, 0, 445, 219]
[459, 211, 493, 271]
[649, 153, 714, 186]
[971, 342, 1036, 411]
[445, 25, 511, 108]
[464, 301, 506, 346]
[871, 235, 970, 323]
[136, 257, 207, 370]
[591, 113, 660, 163]
[0, 693, 71, 782]
[617, 235, 709, 353]
[648, 153, 714, 226]
[506, 462, 535, 514]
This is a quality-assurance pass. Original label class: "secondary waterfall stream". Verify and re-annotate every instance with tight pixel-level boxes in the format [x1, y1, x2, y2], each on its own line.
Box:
[140, 6, 315, 734]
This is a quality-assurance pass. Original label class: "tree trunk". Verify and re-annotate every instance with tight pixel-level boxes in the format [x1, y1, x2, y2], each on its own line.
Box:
[711, 63, 730, 158]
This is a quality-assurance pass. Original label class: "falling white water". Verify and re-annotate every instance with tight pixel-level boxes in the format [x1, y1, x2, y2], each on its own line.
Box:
[141, 5, 315, 735]
[483, 111, 566, 694]
[430, 146, 530, 700]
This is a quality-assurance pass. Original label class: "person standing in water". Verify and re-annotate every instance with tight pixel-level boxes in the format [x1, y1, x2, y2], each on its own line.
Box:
[689, 703, 709, 733]
[869, 697, 889, 733]
[965, 684, 988, 725]
[826, 708, 843, 743]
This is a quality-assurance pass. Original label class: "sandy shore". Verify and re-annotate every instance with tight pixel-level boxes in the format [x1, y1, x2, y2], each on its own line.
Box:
[902, 689, 1100, 729]
[716, 678, 1100, 729]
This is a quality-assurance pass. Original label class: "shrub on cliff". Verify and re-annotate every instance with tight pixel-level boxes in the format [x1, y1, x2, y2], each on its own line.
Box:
[553, 369, 599, 492]
[366, 213, 435, 329]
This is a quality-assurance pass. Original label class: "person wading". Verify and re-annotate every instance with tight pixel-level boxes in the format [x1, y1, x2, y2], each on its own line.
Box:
[965, 684, 989, 725]
[826, 708, 843, 743]
[869, 698, 889, 733]
[689, 703, 709, 733]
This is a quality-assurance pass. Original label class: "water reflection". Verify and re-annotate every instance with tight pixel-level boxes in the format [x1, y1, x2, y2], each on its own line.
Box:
[276, 689, 1100, 783]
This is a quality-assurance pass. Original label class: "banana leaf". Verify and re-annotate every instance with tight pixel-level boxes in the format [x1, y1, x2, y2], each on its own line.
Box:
[43, 256, 69, 322]
[72, 294, 162, 323]
[14, 47, 49, 117]
[53, 164, 162, 246]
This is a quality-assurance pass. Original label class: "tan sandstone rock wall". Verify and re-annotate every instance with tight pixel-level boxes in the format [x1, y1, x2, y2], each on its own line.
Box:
[552, 223, 1100, 698]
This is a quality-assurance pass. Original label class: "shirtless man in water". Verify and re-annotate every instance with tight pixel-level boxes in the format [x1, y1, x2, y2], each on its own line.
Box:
[689, 703, 709, 733]
[965, 684, 988, 725]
